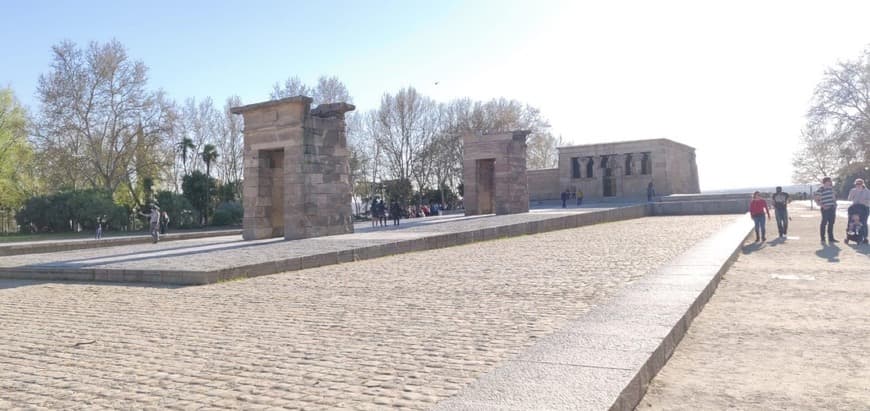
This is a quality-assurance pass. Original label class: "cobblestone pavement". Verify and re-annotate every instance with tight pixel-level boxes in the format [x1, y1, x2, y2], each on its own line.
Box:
[0, 215, 735, 410]
[639, 207, 870, 410]
[0, 206, 619, 273]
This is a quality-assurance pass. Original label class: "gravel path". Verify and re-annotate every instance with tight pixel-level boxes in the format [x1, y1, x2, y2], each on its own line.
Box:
[638, 208, 870, 410]
[0, 215, 735, 410]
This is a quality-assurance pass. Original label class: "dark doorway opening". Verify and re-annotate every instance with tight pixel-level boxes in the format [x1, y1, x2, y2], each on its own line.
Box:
[603, 168, 617, 197]
[476, 159, 495, 214]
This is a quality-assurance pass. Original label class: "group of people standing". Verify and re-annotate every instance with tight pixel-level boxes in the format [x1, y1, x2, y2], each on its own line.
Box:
[370, 198, 402, 227]
[560, 189, 584, 208]
[748, 177, 870, 245]
[814, 176, 869, 245]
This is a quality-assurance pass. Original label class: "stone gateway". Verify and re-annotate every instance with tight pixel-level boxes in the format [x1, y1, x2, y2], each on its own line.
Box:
[231, 97, 355, 241]
[463, 130, 531, 215]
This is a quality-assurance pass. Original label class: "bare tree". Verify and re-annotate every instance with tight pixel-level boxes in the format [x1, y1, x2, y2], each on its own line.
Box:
[808, 46, 870, 165]
[33, 40, 173, 194]
[270, 76, 312, 100]
[376, 87, 439, 184]
[792, 125, 843, 183]
[313, 75, 352, 105]
[217, 95, 244, 195]
[527, 131, 564, 169]
[178, 97, 222, 174]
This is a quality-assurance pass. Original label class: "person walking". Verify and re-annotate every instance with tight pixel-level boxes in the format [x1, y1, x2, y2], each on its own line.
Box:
[390, 200, 402, 226]
[138, 205, 161, 244]
[647, 182, 656, 202]
[370, 198, 379, 228]
[379, 199, 388, 226]
[771, 186, 790, 238]
[847, 178, 870, 244]
[159, 211, 170, 235]
[576, 189, 583, 206]
[95, 216, 103, 240]
[560, 190, 568, 208]
[749, 191, 771, 242]
[814, 176, 838, 244]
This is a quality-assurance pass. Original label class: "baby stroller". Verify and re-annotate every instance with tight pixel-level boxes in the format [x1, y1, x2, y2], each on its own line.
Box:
[845, 204, 868, 244]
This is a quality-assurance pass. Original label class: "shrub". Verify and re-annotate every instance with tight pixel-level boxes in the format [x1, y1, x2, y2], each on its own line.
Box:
[212, 201, 243, 226]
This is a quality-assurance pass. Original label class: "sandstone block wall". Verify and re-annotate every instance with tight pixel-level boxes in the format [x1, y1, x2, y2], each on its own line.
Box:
[528, 168, 560, 201]
[463, 131, 530, 215]
[528, 138, 700, 201]
[232, 97, 355, 240]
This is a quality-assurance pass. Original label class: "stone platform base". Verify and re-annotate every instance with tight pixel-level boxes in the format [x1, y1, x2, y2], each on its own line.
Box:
[0, 207, 647, 285]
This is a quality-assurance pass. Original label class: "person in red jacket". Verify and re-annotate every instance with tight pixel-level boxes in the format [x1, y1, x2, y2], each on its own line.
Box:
[749, 191, 771, 242]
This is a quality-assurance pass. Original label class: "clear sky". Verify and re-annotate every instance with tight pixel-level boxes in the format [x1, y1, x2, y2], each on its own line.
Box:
[2, 0, 869, 190]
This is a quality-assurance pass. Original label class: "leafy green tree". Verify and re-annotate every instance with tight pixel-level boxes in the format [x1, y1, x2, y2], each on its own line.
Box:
[212, 201, 243, 226]
[217, 180, 241, 203]
[181, 171, 216, 226]
[15, 189, 125, 232]
[383, 178, 412, 205]
[155, 190, 197, 229]
[0, 88, 36, 212]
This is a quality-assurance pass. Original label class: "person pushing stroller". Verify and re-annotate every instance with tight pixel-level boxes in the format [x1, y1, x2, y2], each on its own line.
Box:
[845, 210, 866, 245]
[846, 178, 869, 244]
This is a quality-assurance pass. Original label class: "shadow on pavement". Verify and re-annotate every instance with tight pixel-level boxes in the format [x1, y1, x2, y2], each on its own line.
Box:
[846, 243, 870, 256]
[24, 240, 273, 269]
[766, 237, 787, 247]
[815, 244, 841, 262]
[741, 242, 764, 254]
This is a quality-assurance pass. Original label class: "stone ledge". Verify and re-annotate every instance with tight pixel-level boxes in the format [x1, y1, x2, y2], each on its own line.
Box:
[434, 214, 753, 411]
[0, 229, 243, 257]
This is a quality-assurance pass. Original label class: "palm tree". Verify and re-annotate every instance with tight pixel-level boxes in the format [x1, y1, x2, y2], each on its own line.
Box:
[201, 144, 219, 225]
[176, 137, 195, 173]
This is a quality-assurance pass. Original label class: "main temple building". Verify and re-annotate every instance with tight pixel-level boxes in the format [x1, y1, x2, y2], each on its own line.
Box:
[527, 138, 700, 201]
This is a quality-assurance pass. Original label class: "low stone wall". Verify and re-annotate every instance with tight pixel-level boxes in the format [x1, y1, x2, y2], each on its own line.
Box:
[660, 193, 751, 202]
[649, 199, 750, 216]
[0, 229, 243, 257]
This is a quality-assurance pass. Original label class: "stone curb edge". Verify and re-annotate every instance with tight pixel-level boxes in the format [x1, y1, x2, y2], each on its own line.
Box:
[0, 229, 243, 257]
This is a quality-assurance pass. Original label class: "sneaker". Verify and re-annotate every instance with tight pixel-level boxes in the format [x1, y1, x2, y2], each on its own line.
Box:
[829, 239, 839, 243]
[762, 236, 766, 241]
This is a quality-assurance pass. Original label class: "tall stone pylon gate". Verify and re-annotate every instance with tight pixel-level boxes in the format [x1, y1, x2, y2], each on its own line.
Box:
[231, 97, 355, 241]
[462, 130, 531, 216]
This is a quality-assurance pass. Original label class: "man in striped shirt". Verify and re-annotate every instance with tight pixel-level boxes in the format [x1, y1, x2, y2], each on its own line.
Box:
[814, 176, 838, 244]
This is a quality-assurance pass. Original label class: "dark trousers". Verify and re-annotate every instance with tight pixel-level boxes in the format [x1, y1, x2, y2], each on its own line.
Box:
[820, 207, 836, 241]
[752, 214, 767, 240]
[850, 204, 869, 239]
[774, 206, 788, 236]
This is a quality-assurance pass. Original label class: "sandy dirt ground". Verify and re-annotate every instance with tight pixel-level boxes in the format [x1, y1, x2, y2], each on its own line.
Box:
[639, 207, 870, 410]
